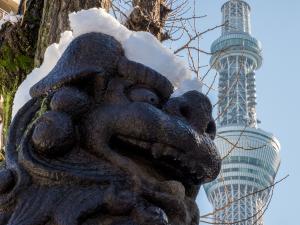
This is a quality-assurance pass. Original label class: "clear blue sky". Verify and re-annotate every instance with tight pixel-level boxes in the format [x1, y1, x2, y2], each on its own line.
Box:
[191, 1, 300, 224]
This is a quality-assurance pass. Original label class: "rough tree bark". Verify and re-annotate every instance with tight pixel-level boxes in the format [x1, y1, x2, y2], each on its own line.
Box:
[0, 0, 44, 140]
[126, 0, 171, 41]
[34, 0, 111, 67]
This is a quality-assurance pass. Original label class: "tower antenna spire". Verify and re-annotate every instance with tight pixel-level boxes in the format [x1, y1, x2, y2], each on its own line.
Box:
[204, 1, 281, 224]
[214, 0, 258, 127]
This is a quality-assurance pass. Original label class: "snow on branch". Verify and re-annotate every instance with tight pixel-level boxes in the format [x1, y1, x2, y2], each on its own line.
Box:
[0, 12, 22, 29]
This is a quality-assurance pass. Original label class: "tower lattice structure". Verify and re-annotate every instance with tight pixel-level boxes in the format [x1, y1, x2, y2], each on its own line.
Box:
[204, 1, 281, 224]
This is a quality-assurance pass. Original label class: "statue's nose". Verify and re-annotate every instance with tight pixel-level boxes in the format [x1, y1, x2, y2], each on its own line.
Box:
[164, 91, 216, 139]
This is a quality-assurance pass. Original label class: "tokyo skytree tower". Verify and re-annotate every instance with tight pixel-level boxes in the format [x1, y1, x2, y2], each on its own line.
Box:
[203, 1, 281, 224]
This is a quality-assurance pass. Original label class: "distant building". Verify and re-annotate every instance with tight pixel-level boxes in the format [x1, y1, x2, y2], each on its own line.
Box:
[0, 0, 18, 18]
[204, 0, 281, 224]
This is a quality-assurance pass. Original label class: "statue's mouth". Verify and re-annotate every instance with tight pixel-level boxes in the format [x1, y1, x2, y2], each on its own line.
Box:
[109, 133, 214, 188]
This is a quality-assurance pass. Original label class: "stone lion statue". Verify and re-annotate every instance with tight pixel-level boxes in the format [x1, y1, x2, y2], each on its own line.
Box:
[0, 33, 221, 225]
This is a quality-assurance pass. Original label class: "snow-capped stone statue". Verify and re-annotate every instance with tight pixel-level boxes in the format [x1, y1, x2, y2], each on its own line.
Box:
[0, 32, 221, 225]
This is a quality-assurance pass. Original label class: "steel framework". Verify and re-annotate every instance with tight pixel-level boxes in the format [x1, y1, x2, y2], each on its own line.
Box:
[204, 1, 281, 224]
[0, 7, 7, 19]
[204, 127, 280, 224]
[210, 0, 262, 128]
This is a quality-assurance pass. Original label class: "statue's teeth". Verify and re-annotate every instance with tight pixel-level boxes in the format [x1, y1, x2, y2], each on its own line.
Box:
[117, 136, 151, 150]
[197, 175, 203, 180]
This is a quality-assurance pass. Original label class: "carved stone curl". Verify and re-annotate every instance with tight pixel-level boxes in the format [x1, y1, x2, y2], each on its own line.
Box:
[1, 33, 221, 225]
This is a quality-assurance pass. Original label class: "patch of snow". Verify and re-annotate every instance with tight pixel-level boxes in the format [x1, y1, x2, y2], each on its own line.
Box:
[173, 78, 203, 96]
[13, 8, 199, 118]
[13, 31, 74, 117]
[0, 12, 22, 29]
[122, 31, 191, 88]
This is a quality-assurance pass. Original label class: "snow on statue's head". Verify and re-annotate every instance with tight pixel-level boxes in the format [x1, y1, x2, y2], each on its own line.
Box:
[1, 9, 221, 225]
[12, 8, 202, 117]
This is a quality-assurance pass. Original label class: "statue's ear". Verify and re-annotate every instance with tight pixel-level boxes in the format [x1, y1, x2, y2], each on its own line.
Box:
[93, 73, 111, 103]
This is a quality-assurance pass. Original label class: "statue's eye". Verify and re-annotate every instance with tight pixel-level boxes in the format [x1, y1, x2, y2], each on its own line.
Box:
[128, 87, 160, 106]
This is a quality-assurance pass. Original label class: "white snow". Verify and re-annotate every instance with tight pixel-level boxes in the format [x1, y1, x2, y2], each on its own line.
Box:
[173, 77, 203, 96]
[0, 12, 22, 29]
[12, 8, 199, 118]
[13, 31, 73, 116]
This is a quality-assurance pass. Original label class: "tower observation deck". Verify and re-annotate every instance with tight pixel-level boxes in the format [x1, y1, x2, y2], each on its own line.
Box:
[0, 0, 18, 18]
[204, 1, 281, 224]
[211, 0, 262, 128]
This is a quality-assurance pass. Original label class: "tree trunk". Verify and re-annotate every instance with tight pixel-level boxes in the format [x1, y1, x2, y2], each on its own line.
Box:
[0, 0, 44, 141]
[34, 0, 111, 67]
[126, 0, 171, 41]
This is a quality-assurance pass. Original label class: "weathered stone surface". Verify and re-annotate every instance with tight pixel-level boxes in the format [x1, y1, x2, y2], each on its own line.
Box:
[50, 87, 91, 117]
[1, 32, 221, 225]
[32, 111, 75, 156]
